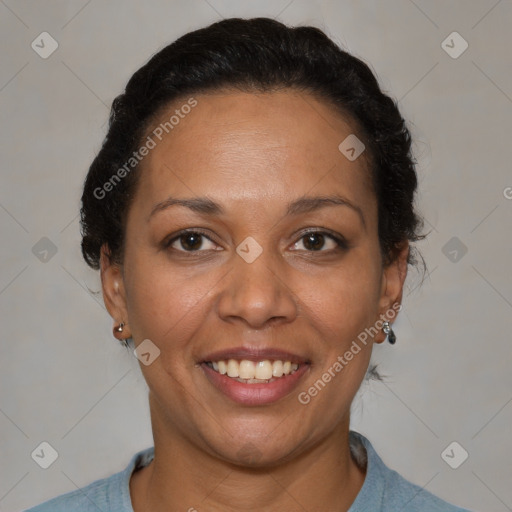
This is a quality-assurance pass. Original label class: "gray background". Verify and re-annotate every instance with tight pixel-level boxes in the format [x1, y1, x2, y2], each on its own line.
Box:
[1, 1, 511, 511]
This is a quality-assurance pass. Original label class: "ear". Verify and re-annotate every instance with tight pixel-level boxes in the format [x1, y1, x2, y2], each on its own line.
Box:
[100, 244, 131, 341]
[374, 242, 409, 343]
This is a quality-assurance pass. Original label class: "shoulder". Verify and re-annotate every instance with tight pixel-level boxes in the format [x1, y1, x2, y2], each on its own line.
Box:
[23, 447, 154, 512]
[349, 431, 474, 512]
[378, 463, 472, 511]
[23, 474, 120, 512]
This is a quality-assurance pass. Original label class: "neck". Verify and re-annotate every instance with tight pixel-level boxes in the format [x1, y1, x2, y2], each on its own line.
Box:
[130, 396, 366, 512]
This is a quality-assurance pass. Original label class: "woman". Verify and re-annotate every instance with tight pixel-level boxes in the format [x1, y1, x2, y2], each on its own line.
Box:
[26, 17, 473, 512]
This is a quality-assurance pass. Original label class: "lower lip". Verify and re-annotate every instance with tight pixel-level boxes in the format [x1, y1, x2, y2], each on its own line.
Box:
[201, 363, 310, 406]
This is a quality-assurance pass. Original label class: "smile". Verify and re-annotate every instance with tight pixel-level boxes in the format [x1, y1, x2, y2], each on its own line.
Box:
[205, 359, 300, 383]
[200, 348, 310, 405]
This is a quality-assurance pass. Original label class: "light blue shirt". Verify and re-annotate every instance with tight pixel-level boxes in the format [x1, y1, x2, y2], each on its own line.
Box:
[25, 431, 473, 511]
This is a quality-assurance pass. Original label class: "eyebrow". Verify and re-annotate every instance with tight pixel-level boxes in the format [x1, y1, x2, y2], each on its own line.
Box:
[149, 194, 365, 229]
[149, 197, 222, 219]
[286, 195, 366, 229]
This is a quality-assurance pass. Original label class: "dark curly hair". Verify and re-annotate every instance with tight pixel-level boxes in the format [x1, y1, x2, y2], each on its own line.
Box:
[80, 17, 425, 271]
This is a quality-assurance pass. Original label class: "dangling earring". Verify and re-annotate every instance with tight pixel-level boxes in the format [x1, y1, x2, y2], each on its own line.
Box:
[114, 322, 128, 347]
[382, 321, 396, 345]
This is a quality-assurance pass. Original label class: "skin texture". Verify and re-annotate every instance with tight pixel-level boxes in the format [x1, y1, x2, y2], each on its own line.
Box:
[100, 90, 409, 511]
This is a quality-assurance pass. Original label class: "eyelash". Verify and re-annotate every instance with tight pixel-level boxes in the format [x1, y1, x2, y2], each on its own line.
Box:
[163, 228, 348, 254]
[292, 229, 348, 252]
[163, 228, 218, 252]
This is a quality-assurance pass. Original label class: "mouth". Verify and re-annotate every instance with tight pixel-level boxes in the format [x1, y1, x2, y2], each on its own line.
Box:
[200, 348, 310, 405]
[204, 358, 301, 383]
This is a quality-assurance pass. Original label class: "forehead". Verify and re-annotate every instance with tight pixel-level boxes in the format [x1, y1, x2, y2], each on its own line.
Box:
[134, 90, 375, 216]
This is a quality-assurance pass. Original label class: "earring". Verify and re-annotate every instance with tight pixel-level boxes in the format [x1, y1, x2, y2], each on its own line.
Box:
[382, 321, 396, 345]
[114, 322, 129, 347]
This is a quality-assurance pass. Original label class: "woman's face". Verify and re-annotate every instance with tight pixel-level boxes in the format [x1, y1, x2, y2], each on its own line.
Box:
[102, 90, 406, 465]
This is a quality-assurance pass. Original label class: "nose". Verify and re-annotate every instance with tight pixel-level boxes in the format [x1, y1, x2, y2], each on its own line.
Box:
[216, 249, 298, 329]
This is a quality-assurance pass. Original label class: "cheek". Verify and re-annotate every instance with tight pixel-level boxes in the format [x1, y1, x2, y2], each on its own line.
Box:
[123, 252, 221, 350]
[299, 254, 382, 345]
[295, 259, 380, 423]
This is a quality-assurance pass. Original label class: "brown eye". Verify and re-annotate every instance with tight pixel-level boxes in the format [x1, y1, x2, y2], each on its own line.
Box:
[303, 233, 326, 251]
[291, 230, 344, 252]
[179, 233, 203, 251]
[166, 231, 218, 252]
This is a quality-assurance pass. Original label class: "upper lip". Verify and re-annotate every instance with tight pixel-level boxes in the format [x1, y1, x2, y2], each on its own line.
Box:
[201, 346, 309, 364]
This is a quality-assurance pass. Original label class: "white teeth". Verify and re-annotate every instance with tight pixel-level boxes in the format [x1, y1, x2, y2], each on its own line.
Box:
[208, 359, 301, 381]
[226, 359, 239, 378]
[255, 360, 273, 380]
[272, 360, 284, 377]
[239, 360, 255, 379]
[217, 360, 227, 375]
